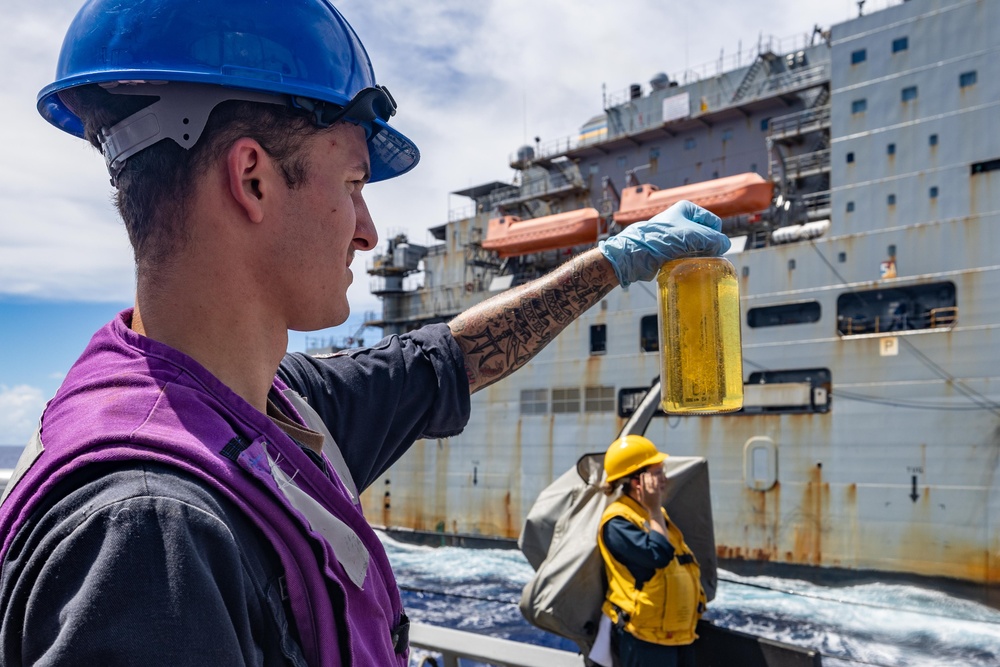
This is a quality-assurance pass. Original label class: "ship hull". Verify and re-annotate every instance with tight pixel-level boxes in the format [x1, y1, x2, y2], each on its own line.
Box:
[360, 0, 1000, 608]
[363, 217, 1000, 604]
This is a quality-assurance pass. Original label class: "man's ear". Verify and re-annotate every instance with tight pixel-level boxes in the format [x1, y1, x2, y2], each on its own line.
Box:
[226, 138, 271, 224]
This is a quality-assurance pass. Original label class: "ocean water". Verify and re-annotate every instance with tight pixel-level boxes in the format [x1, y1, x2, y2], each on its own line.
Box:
[382, 532, 1000, 667]
[3, 444, 997, 667]
[0, 446, 24, 468]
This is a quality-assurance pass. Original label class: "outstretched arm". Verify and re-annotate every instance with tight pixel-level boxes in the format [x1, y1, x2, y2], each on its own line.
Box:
[450, 200, 731, 393]
[450, 248, 616, 393]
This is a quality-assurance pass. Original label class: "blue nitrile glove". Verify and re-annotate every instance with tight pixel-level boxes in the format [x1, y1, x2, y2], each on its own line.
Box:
[598, 200, 731, 287]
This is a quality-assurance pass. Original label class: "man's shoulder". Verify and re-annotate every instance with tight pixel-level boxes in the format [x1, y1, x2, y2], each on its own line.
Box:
[13, 461, 252, 549]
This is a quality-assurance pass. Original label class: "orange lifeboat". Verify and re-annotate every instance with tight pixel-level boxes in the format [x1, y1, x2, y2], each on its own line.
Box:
[482, 208, 601, 258]
[613, 172, 774, 225]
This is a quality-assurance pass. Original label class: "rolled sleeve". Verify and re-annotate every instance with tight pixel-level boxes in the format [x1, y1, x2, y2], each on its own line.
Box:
[278, 323, 471, 491]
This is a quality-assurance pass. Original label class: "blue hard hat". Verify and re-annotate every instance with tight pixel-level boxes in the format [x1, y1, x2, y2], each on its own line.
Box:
[37, 0, 419, 182]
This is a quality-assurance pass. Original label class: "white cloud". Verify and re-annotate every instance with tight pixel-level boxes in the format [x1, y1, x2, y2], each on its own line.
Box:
[4, 0, 871, 306]
[0, 385, 47, 446]
[2, 0, 134, 302]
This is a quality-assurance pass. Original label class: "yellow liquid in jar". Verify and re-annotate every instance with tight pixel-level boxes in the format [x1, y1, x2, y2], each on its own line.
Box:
[658, 257, 743, 413]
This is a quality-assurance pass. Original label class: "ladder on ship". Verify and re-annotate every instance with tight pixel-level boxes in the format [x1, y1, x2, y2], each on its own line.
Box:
[731, 51, 778, 103]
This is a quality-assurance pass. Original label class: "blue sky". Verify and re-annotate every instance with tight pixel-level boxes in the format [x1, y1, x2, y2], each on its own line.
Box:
[0, 0, 873, 445]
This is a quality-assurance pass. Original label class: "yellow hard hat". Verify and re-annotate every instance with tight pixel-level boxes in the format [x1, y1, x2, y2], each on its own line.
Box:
[604, 435, 667, 483]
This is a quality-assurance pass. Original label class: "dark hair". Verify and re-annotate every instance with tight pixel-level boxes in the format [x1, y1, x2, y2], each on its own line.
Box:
[60, 85, 326, 269]
[601, 466, 650, 497]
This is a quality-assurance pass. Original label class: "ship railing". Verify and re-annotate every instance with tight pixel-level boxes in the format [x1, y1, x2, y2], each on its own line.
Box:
[760, 64, 828, 97]
[426, 244, 448, 257]
[929, 306, 958, 328]
[410, 622, 584, 666]
[769, 105, 831, 139]
[604, 32, 823, 109]
[376, 285, 468, 322]
[524, 32, 834, 163]
[801, 190, 832, 218]
[776, 149, 831, 178]
[449, 202, 477, 222]
[838, 307, 958, 335]
[475, 184, 529, 214]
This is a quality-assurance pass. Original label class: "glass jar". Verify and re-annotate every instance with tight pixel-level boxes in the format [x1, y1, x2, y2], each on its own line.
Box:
[657, 256, 743, 413]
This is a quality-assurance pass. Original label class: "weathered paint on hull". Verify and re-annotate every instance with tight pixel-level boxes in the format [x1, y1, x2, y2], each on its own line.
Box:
[362, 222, 1000, 595]
[360, 0, 1000, 605]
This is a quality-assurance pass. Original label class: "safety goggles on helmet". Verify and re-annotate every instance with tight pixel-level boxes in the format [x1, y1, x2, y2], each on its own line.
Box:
[293, 86, 397, 138]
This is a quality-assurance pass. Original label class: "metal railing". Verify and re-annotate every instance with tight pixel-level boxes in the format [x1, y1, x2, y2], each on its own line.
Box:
[528, 61, 830, 165]
[838, 307, 958, 335]
[776, 149, 831, 178]
[801, 190, 832, 218]
[769, 105, 831, 138]
[762, 64, 827, 96]
[410, 623, 584, 667]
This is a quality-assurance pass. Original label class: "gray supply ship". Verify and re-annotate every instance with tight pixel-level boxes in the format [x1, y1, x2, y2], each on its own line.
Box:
[345, 0, 1000, 607]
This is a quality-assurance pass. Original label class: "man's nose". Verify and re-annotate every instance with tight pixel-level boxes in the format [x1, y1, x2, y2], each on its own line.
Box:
[354, 195, 378, 251]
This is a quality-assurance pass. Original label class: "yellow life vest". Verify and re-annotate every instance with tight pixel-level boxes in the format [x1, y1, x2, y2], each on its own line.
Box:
[597, 495, 706, 646]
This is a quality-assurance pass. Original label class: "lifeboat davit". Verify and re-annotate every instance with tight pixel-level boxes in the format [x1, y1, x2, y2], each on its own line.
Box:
[613, 172, 774, 225]
[482, 208, 601, 258]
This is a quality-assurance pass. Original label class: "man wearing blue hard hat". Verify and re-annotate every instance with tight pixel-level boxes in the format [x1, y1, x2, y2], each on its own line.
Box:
[0, 1, 730, 665]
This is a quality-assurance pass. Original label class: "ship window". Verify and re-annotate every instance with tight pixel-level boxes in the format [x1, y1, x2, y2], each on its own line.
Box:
[589, 163, 599, 175]
[617, 156, 627, 169]
[640, 315, 659, 352]
[929, 134, 938, 146]
[618, 386, 661, 418]
[851, 49, 867, 64]
[972, 158, 1000, 175]
[721, 128, 734, 142]
[760, 118, 770, 131]
[892, 36, 908, 53]
[887, 143, 896, 155]
[649, 147, 661, 159]
[887, 194, 896, 206]
[585, 386, 616, 413]
[851, 99, 867, 114]
[684, 137, 697, 150]
[747, 301, 821, 328]
[959, 71, 977, 88]
[520, 389, 549, 415]
[745, 368, 831, 414]
[846, 152, 855, 163]
[929, 186, 939, 199]
[901, 86, 918, 102]
[552, 387, 581, 414]
[590, 324, 607, 355]
[846, 201, 855, 213]
[837, 282, 957, 336]
[838, 252, 847, 263]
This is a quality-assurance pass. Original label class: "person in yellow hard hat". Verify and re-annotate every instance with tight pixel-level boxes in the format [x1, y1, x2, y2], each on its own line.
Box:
[596, 435, 706, 667]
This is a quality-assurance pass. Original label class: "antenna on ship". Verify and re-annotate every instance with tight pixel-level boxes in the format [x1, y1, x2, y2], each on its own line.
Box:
[857, 0, 866, 17]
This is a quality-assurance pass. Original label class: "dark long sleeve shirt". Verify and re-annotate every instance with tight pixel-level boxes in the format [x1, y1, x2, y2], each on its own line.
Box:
[602, 516, 676, 590]
[0, 324, 469, 666]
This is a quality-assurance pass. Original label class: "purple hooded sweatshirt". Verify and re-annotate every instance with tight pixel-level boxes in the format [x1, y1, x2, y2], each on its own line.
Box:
[0, 311, 413, 666]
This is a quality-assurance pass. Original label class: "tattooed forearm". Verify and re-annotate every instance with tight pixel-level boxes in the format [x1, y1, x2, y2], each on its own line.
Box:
[451, 248, 619, 393]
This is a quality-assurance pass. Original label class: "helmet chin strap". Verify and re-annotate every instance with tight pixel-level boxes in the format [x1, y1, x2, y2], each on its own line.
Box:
[99, 81, 286, 185]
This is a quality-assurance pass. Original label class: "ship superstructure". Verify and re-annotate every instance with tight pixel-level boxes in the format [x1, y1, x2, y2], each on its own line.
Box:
[361, 0, 1000, 604]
